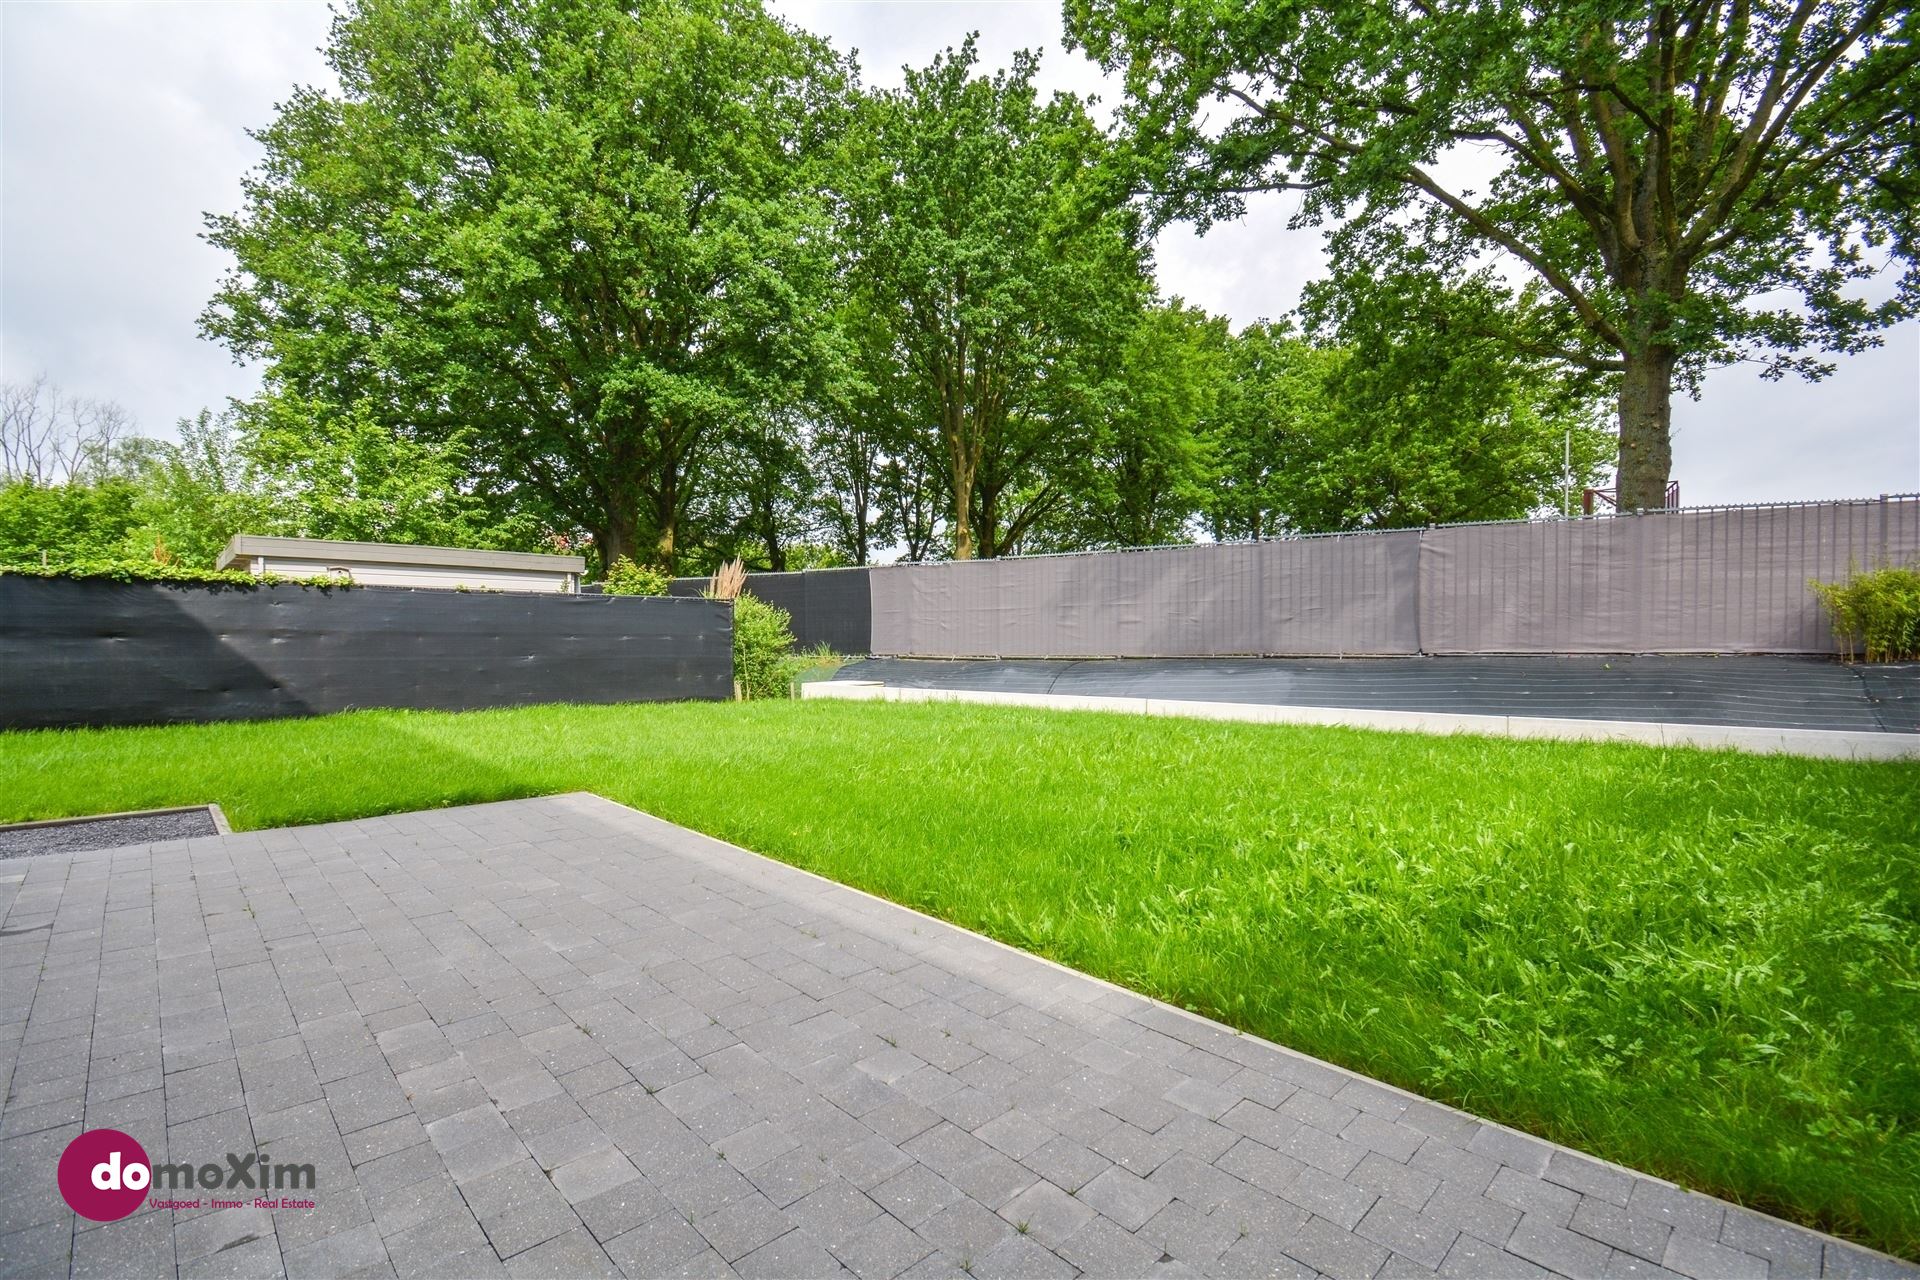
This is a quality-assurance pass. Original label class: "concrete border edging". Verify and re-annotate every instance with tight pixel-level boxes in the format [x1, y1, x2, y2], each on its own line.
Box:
[800, 680, 1920, 760]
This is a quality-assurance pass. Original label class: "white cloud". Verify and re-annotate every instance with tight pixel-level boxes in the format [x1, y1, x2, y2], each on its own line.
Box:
[3, 0, 1913, 500]
[1, 0, 335, 435]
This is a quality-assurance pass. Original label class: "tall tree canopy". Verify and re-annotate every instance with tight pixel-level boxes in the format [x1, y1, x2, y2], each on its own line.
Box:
[1068, 0, 1918, 510]
[1207, 287, 1612, 537]
[203, 0, 849, 571]
[1052, 298, 1231, 549]
[839, 39, 1152, 559]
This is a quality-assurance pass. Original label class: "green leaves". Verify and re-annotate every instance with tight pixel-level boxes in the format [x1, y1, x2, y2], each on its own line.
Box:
[837, 37, 1153, 559]
[1069, 0, 1918, 507]
[203, 0, 852, 571]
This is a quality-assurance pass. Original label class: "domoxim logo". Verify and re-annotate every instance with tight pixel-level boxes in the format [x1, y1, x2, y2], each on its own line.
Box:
[57, 1129, 150, 1222]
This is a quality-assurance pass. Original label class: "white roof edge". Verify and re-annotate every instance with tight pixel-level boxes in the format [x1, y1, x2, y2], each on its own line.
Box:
[216, 535, 586, 574]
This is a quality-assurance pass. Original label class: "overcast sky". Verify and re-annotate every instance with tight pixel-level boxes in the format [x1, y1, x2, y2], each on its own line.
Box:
[3, 0, 1915, 506]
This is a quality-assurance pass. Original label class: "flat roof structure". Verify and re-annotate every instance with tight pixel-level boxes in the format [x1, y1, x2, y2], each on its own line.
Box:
[216, 535, 585, 593]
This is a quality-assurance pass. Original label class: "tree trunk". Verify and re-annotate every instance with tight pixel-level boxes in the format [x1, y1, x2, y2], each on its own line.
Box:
[599, 501, 641, 576]
[1616, 346, 1676, 511]
[951, 460, 975, 560]
[652, 473, 679, 573]
[762, 496, 785, 572]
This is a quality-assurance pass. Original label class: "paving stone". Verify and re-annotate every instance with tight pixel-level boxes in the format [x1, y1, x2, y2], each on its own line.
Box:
[736, 1226, 841, 1278]
[1572, 1196, 1674, 1264]
[1350, 1149, 1441, 1211]
[1722, 1204, 1824, 1275]
[1603, 1253, 1690, 1280]
[1439, 1234, 1553, 1279]
[478, 1198, 580, 1260]
[1281, 1211, 1394, 1280]
[551, 1147, 643, 1205]
[1355, 1197, 1460, 1269]
[1823, 1241, 1920, 1279]
[786, 1179, 885, 1246]
[696, 1193, 795, 1262]
[972, 1110, 1051, 1161]
[503, 1225, 617, 1278]
[916, 1199, 1015, 1264]
[1625, 1180, 1726, 1241]
[602, 1210, 712, 1276]
[345, 1113, 429, 1167]
[1077, 1164, 1174, 1231]
[830, 1211, 933, 1280]
[1209, 1229, 1319, 1279]
[1508, 1211, 1615, 1276]
[526, 1116, 614, 1170]
[1216, 1135, 1307, 1198]
[947, 1149, 1037, 1211]
[1409, 1142, 1501, 1197]
[714, 1119, 799, 1173]
[573, 1175, 672, 1244]
[1164, 1076, 1240, 1121]
[1468, 1126, 1556, 1178]
[871, 1164, 965, 1229]
[1543, 1149, 1635, 1208]
[1019, 1135, 1110, 1195]
[1422, 1182, 1524, 1245]
[282, 1221, 390, 1278]
[969, 1232, 1075, 1279]
[1056, 1216, 1163, 1277]
[1662, 1230, 1769, 1280]
[1488, 1165, 1583, 1225]
[72, 1209, 175, 1279]
[749, 1146, 839, 1208]
[997, 1180, 1095, 1248]
[366, 1170, 468, 1238]
[1137, 1198, 1241, 1266]
[174, 1206, 275, 1263]
[177, 1233, 285, 1280]
[0, 1217, 74, 1279]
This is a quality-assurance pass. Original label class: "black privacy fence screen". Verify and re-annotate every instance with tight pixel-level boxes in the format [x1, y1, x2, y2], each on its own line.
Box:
[0, 578, 733, 731]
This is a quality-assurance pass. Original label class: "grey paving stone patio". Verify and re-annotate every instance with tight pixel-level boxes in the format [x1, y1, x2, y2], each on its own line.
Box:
[0, 793, 1911, 1280]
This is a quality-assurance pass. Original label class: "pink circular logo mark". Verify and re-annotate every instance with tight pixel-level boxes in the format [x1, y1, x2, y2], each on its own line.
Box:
[57, 1129, 151, 1221]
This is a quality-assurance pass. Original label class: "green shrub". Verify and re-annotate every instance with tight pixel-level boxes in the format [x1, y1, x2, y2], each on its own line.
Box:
[1812, 564, 1920, 662]
[0, 560, 346, 588]
[0, 478, 142, 565]
[600, 557, 670, 596]
[731, 591, 797, 699]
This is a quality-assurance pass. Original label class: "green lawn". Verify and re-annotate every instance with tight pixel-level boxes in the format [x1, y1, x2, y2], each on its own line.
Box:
[4, 700, 1917, 1258]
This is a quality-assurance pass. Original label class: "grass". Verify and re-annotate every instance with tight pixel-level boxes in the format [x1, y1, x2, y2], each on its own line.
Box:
[3, 699, 1917, 1257]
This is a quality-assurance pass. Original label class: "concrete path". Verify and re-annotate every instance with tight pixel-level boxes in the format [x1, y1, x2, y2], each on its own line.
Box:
[0, 795, 1910, 1280]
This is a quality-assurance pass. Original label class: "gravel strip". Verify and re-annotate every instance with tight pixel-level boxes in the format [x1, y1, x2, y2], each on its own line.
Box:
[0, 807, 219, 858]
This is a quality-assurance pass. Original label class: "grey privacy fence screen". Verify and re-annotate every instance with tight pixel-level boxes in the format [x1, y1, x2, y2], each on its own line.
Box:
[868, 534, 1423, 657]
[1418, 497, 1920, 654]
[714, 495, 1920, 659]
[667, 566, 872, 654]
[0, 578, 733, 730]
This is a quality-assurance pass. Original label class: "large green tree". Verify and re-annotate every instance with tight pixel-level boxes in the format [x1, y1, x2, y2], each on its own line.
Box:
[1049, 298, 1231, 548]
[840, 39, 1152, 559]
[1069, 0, 1918, 509]
[1206, 322, 1340, 540]
[204, 0, 849, 572]
[1208, 278, 1613, 536]
[1291, 273, 1616, 528]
